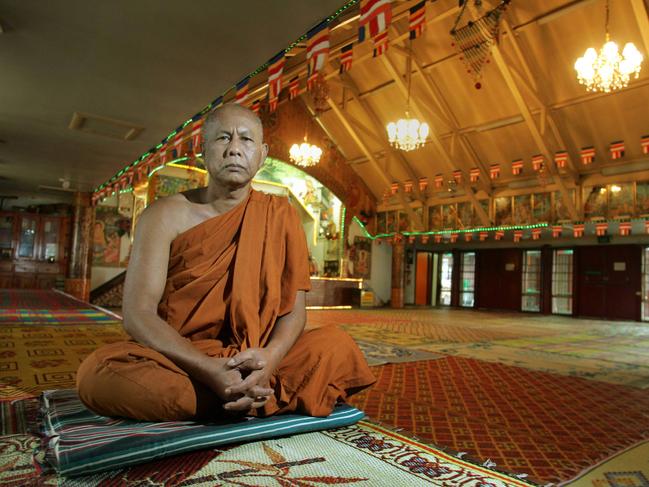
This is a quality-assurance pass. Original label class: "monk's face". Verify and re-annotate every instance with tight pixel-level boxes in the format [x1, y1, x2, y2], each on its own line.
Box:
[203, 105, 268, 189]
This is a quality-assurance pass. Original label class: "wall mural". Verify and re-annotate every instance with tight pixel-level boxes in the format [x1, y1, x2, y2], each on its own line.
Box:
[92, 205, 131, 267]
[347, 236, 372, 279]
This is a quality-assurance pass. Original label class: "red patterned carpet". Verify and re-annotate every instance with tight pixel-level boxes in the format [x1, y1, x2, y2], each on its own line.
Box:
[0, 289, 87, 309]
[347, 357, 649, 484]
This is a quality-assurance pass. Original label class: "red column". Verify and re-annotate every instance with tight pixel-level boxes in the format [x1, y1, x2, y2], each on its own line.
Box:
[65, 192, 93, 301]
[390, 240, 405, 308]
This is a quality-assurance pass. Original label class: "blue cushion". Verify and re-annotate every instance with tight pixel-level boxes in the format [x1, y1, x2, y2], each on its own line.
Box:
[40, 389, 365, 476]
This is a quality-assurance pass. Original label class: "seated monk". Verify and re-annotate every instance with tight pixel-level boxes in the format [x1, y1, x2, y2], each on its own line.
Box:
[77, 104, 375, 421]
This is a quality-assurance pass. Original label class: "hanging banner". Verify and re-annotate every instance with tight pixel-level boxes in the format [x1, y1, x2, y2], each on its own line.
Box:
[554, 151, 568, 169]
[358, 0, 392, 57]
[191, 118, 204, 156]
[450, 233, 458, 243]
[513, 230, 523, 242]
[421, 235, 429, 244]
[573, 224, 585, 238]
[469, 168, 480, 183]
[267, 53, 285, 112]
[434, 174, 444, 188]
[642, 135, 649, 155]
[580, 146, 595, 165]
[464, 233, 473, 242]
[403, 180, 413, 193]
[595, 222, 608, 236]
[306, 23, 330, 90]
[409, 1, 426, 40]
[552, 225, 562, 238]
[479, 231, 488, 241]
[610, 140, 625, 159]
[511, 159, 523, 175]
[235, 77, 249, 105]
[390, 182, 399, 194]
[532, 154, 544, 171]
[494, 230, 504, 240]
[453, 170, 462, 184]
[289, 76, 300, 100]
[339, 43, 354, 73]
[434, 234, 443, 243]
[619, 221, 631, 236]
[418, 176, 428, 192]
[490, 163, 500, 179]
[532, 228, 541, 240]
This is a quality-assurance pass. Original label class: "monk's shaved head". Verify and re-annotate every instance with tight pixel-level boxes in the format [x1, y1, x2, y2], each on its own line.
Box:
[202, 103, 263, 144]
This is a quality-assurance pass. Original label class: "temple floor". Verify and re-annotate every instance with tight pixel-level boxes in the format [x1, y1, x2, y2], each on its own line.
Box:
[2, 290, 648, 485]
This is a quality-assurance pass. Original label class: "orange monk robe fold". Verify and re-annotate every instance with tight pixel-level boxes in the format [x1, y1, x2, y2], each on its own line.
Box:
[77, 191, 375, 421]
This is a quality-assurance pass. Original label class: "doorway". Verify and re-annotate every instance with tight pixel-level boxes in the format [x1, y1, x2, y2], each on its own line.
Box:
[415, 251, 433, 305]
[438, 252, 454, 306]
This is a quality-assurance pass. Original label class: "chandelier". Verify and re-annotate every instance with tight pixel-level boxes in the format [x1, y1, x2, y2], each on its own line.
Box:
[289, 137, 322, 167]
[574, 0, 643, 93]
[386, 42, 429, 152]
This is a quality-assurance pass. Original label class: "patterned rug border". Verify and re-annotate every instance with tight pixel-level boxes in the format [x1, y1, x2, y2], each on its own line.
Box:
[52, 289, 123, 320]
[557, 439, 649, 486]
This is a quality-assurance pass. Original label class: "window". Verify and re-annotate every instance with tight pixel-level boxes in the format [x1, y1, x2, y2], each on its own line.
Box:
[521, 250, 542, 312]
[552, 249, 573, 315]
[460, 252, 475, 307]
[439, 252, 454, 306]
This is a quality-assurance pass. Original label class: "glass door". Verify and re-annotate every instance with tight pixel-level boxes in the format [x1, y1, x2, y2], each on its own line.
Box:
[552, 249, 574, 315]
[39, 218, 60, 262]
[522, 250, 542, 312]
[17, 215, 38, 259]
[439, 252, 454, 306]
[460, 252, 475, 307]
[0, 214, 15, 260]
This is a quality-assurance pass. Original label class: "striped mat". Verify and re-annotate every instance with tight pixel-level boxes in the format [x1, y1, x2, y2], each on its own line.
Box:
[40, 389, 366, 477]
[0, 308, 120, 325]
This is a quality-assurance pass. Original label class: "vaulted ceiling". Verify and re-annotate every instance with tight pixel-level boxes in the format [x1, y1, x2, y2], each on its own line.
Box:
[1, 0, 648, 216]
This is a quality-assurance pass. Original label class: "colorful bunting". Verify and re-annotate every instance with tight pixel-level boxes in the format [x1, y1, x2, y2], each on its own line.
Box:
[404, 180, 413, 193]
[390, 182, 399, 194]
[554, 151, 568, 169]
[464, 233, 473, 242]
[359, 0, 392, 57]
[434, 235, 442, 243]
[408, 235, 415, 244]
[453, 170, 462, 184]
[479, 232, 488, 241]
[267, 53, 285, 112]
[642, 135, 649, 155]
[251, 100, 260, 114]
[173, 130, 185, 159]
[409, 1, 426, 40]
[235, 78, 249, 105]
[191, 118, 204, 155]
[469, 167, 480, 183]
[610, 140, 625, 159]
[418, 176, 428, 192]
[619, 221, 632, 236]
[645, 220, 649, 234]
[531, 154, 544, 171]
[494, 230, 504, 240]
[434, 174, 444, 188]
[490, 163, 500, 179]
[532, 228, 541, 240]
[573, 224, 585, 238]
[581, 146, 595, 165]
[595, 222, 608, 236]
[339, 43, 354, 73]
[289, 76, 300, 100]
[307, 23, 330, 90]
[513, 230, 523, 242]
[511, 159, 523, 175]
[552, 225, 562, 238]
[450, 233, 458, 243]
[421, 235, 429, 244]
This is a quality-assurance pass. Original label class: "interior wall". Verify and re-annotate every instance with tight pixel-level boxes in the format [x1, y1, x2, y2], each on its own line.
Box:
[370, 240, 392, 305]
[91, 266, 124, 291]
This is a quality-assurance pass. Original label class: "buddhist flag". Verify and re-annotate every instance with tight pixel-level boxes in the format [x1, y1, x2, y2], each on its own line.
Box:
[289, 76, 300, 100]
[552, 225, 562, 238]
[470, 167, 480, 183]
[390, 182, 399, 194]
[479, 232, 488, 241]
[339, 43, 354, 73]
[409, 1, 426, 40]
[494, 230, 504, 240]
[554, 151, 568, 169]
[267, 53, 285, 112]
[646, 220, 649, 234]
[306, 23, 330, 90]
[434, 235, 442, 243]
[464, 233, 473, 242]
[595, 222, 608, 236]
[191, 117, 204, 155]
[610, 140, 625, 159]
[404, 180, 413, 193]
[532, 228, 541, 240]
[434, 174, 444, 188]
[408, 235, 415, 244]
[513, 230, 523, 243]
[490, 163, 500, 179]
[450, 233, 458, 243]
[235, 77, 249, 105]
[532, 154, 544, 171]
[421, 235, 429, 244]
[453, 170, 462, 184]
[173, 130, 184, 159]
[358, 0, 392, 57]
[511, 159, 523, 175]
[251, 100, 260, 114]
[418, 176, 428, 192]
[581, 146, 595, 165]
[573, 224, 585, 238]
[159, 141, 169, 165]
[642, 135, 649, 155]
[619, 221, 632, 236]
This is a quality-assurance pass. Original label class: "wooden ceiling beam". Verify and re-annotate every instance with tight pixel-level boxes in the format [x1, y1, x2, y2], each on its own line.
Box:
[379, 52, 491, 226]
[325, 95, 424, 230]
[631, 0, 649, 56]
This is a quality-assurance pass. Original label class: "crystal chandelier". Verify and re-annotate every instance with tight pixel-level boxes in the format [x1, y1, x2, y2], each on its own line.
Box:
[574, 0, 643, 93]
[289, 137, 322, 167]
[386, 42, 429, 152]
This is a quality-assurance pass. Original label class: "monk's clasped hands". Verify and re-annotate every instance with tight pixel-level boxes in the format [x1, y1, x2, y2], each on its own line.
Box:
[222, 347, 279, 412]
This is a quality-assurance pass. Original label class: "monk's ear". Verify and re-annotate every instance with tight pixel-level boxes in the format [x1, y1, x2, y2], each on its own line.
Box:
[258, 142, 269, 168]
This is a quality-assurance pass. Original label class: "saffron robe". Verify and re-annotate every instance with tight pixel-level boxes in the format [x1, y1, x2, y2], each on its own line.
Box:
[77, 191, 375, 421]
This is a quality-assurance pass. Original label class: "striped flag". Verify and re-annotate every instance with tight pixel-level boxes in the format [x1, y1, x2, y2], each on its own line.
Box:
[404, 180, 413, 193]
[450, 233, 458, 243]
[418, 176, 428, 192]
[289, 76, 300, 100]
[358, 0, 392, 57]
[390, 182, 399, 194]
[434, 174, 443, 188]
[573, 224, 585, 238]
[235, 78, 249, 105]
[532, 228, 541, 240]
[421, 235, 429, 244]
[554, 151, 568, 169]
[580, 146, 595, 164]
[595, 222, 608, 236]
[409, 1, 426, 40]
[251, 100, 260, 114]
[479, 232, 488, 241]
[513, 230, 523, 243]
[191, 118, 203, 155]
[464, 233, 473, 242]
[469, 167, 480, 183]
[511, 159, 523, 175]
[434, 235, 442, 243]
[619, 221, 632, 236]
[552, 225, 562, 238]
[646, 220, 649, 234]
[490, 163, 500, 179]
[494, 230, 504, 240]
[173, 130, 184, 159]
[610, 140, 624, 159]
[339, 43, 354, 73]
[453, 169, 462, 184]
[306, 23, 330, 90]
[408, 235, 416, 244]
[642, 135, 649, 155]
[532, 154, 544, 171]
[267, 53, 285, 112]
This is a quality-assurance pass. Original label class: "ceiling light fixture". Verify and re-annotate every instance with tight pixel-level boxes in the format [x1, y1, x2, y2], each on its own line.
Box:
[289, 136, 322, 168]
[574, 0, 643, 93]
[386, 41, 429, 151]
